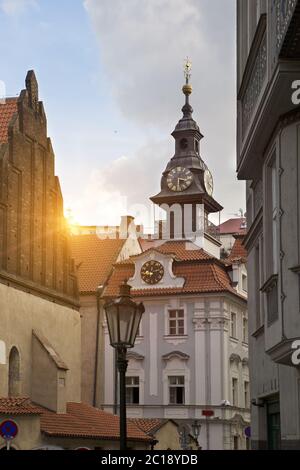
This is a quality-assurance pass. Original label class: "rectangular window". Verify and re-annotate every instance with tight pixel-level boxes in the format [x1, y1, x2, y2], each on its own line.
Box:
[266, 156, 278, 278]
[230, 312, 237, 339]
[243, 317, 248, 343]
[233, 435, 239, 450]
[137, 320, 142, 337]
[125, 377, 140, 404]
[244, 381, 250, 408]
[168, 309, 185, 336]
[169, 376, 185, 405]
[267, 278, 278, 325]
[232, 378, 238, 406]
[242, 274, 248, 292]
[255, 243, 262, 328]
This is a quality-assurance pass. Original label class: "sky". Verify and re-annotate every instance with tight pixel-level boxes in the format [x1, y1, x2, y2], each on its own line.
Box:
[0, 0, 244, 230]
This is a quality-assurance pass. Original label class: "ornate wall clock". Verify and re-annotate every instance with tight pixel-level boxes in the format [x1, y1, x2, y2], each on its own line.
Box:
[141, 261, 164, 285]
[167, 167, 193, 192]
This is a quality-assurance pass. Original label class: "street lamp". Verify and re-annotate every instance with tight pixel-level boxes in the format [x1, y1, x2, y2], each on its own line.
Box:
[104, 282, 145, 450]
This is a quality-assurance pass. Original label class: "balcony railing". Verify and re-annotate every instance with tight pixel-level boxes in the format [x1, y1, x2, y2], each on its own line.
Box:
[241, 31, 267, 138]
[205, 220, 220, 241]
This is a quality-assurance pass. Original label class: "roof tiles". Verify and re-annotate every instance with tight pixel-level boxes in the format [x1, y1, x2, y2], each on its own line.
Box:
[227, 236, 247, 263]
[0, 98, 18, 143]
[104, 240, 244, 299]
[0, 397, 40, 415]
[71, 234, 126, 294]
[39, 402, 151, 442]
[219, 218, 247, 235]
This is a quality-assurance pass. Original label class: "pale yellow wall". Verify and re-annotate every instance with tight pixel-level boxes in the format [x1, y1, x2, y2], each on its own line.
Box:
[0, 415, 41, 450]
[0, 283, 81, 403]
[31, 336, 67, 413]
[153, 421, 198, 450]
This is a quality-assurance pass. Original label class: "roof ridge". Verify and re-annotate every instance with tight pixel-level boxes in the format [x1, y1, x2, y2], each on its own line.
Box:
[210, 263, 229, 290]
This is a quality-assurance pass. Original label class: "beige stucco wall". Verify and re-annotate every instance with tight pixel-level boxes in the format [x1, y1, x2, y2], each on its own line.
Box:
[153, 421, 198, 450]
[0, 283, 81, 403]
[0, 415, 41, 450]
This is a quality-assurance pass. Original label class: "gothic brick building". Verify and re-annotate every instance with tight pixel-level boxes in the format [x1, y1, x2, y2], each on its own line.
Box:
[0, 70, 81, 415]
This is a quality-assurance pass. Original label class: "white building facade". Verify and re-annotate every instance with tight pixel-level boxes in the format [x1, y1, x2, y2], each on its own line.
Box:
[102, 71, 250, 450]
[237, 0, 300, 450]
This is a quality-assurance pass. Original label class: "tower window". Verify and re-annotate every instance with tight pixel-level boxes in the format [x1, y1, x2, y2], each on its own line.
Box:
[195, 140, 199, 153]
[180, 138, 188, 150]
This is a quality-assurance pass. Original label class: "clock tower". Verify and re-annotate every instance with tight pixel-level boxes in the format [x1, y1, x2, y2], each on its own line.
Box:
[151, 60, 223, 252]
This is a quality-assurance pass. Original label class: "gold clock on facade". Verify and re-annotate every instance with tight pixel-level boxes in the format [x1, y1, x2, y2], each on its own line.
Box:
[141, 261, 164, 285]
[167, 167, 193, 192]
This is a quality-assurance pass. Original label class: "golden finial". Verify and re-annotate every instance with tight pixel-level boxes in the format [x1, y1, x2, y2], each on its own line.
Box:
[182, 57, 192, 96]
[184, 57, 192, 83]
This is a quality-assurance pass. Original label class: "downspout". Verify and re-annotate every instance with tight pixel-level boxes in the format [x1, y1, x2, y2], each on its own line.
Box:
[94, 285, 104, 407]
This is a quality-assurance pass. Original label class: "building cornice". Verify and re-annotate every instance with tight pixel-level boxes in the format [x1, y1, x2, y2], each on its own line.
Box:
[0, 271, 80, 310]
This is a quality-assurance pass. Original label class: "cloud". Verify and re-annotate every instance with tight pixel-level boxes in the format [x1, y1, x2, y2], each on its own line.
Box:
[84, 0, 235, 128]
[80, 0, 245, 226]
[65, 139, 170, 229]
[0, 0, 37, 15]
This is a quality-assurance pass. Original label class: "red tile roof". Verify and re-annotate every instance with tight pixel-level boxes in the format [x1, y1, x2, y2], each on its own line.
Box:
[219, 218, 247, 235]
[144, 240, 214, 261]
[130, 418, 165, 435]
[104, 241, 244, 300]
[139, 238, 162, 252]
[38, 402, 151, 442]
[0, 98, 18, 143]
[70, 234, 126, 294]
[0, 397, 40, 415]
[0, 398, 151, 442]
[227, 236, 247, 263]
[126, 240, 214, 263]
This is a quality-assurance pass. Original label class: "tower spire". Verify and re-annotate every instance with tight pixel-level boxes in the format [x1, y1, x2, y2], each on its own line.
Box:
[182, 57, 193, 118]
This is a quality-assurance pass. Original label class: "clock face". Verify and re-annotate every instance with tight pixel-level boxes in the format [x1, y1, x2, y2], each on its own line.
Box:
[204, 169, 214, 196]
[141, 261, 164, 285]
[167, 167, 193, 192]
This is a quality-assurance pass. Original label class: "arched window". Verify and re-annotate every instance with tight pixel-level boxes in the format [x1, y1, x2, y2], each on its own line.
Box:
[8, 347, 21, 397]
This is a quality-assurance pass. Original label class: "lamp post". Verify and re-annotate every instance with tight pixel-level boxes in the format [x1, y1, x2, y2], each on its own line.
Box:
[191, 420, 201, 449]
[104, 282, 145, 450]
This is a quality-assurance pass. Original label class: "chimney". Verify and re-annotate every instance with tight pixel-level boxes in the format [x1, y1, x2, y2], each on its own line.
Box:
[119, 215, 135, 239]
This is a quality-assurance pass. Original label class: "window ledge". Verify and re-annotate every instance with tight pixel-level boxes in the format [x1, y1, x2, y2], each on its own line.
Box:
[260, 274, 278, 293]
[252, 325, 265, 338]
[164, 335, 188, 340]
